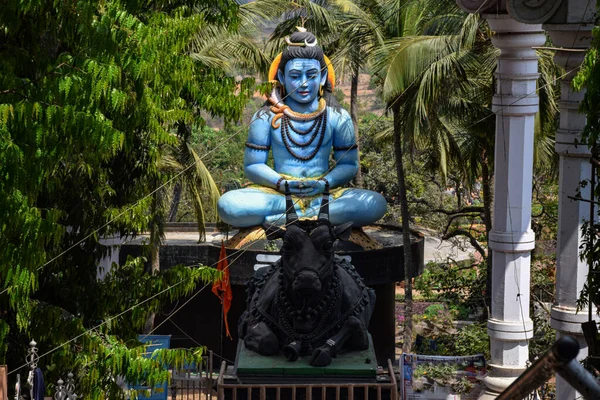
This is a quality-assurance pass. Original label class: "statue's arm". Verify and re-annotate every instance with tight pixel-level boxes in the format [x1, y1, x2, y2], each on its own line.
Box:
[325, 110, 359, 188]
[244, 113, 282, 190]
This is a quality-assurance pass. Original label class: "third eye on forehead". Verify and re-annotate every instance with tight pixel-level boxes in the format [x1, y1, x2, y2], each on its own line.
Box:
[287, 59, 321, 77]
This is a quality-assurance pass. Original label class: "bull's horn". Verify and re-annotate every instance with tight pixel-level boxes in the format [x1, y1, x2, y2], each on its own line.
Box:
[285, 182, 299, 224]
[318, 182, 330, 222]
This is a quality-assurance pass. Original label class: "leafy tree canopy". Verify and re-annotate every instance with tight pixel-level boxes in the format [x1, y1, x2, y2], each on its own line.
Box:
[0, 0, 253, 397]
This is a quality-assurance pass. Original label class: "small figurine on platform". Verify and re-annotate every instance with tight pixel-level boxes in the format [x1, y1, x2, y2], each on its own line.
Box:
[217, 28, 387, 228]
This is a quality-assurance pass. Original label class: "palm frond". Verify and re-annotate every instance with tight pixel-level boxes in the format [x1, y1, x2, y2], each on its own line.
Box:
[373, 34, 461, 101]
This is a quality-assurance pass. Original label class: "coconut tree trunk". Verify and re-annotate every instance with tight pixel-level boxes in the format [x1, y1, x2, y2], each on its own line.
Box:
[393, 103, 413, 353]
[350, 70, 363, 186]
[144, 186, 163, 333]
[481, 154, 493, 318]
[168, 182, 182, 222]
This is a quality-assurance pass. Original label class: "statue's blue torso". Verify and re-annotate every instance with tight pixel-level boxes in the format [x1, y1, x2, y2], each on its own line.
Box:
[252, 106, 354, 179]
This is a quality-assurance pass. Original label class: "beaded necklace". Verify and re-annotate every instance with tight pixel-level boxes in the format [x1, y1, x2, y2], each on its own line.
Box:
[251, 260, 371, 346]
[280, 109, 328, 161]
[273, 265, 340, 342]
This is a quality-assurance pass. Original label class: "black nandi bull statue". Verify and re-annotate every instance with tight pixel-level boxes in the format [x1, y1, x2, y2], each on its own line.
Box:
[238, 183, 376, 367]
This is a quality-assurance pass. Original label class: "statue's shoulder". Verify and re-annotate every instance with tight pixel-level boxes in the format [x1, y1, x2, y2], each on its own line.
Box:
[251, 106, 276, 126]
[327, 106, 352, 131]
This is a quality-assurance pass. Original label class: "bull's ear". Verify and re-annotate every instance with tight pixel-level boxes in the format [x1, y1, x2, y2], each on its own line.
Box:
[333, 222, 353, 241]
[262, 223, 286, 240]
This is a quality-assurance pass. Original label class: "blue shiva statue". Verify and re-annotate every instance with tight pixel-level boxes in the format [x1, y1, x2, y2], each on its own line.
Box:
[217, 29, 387, 228]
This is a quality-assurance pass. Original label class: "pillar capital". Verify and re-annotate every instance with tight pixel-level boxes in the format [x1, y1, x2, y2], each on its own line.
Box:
[457, 0, 503, 14]
[506, 0, 563, 23]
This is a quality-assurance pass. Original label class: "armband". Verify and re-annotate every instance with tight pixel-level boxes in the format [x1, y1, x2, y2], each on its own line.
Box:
[275, 177, 285, 192]
[333, 144, 358, 151]
[245, 142, 270, 151]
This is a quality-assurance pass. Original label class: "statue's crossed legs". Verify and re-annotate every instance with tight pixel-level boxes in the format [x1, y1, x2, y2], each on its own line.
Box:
[218, 188, 387, 228]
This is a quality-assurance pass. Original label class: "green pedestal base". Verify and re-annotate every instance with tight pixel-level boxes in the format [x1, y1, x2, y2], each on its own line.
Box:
[235, 334, 377, 384]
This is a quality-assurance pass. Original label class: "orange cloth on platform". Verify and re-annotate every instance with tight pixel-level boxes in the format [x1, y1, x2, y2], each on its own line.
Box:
[212, 241, 233, 339]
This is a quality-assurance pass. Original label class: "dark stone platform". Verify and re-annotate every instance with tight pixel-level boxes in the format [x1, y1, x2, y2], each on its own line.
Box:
[235, 335, 377, 384]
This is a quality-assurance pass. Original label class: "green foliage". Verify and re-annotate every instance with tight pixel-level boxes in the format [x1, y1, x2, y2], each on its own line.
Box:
[577, 218, 600, 311]
[0, 0, 253, 397]
[572, 4, 600, 331]
[413, 318, 489, 360]
[9, 256, 220, 399]
[530, 254, 556, 304]
[413, 362, 458, 385]
[531, 174, 559, 245]
[529, 311, 555, 363]
[411, 257, 556, 361]
[412, 362, 475, 394]
[452, 324, 489, 360]
[414, 261, 486, 319]
[67, 333, 205, 400]
[359, 113, 452, 228]
[195, 125, 246, 189]
[423, 304, 446, 319]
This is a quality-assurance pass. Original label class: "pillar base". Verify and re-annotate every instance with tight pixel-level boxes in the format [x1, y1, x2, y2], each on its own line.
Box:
[478, 364, 527, 399]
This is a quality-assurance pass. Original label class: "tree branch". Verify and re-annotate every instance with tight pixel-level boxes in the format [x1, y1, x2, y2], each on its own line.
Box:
[442, 229, 486, 259]
[442, 213, 484, 236]
[410, 197, 484, 215]
[1, 62, 71, 95]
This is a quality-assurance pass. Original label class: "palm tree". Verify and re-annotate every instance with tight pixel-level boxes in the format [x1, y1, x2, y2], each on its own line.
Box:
[162, 2, 273, 233]
[328, 0, 428, 354]
[372, 0, 559, 317]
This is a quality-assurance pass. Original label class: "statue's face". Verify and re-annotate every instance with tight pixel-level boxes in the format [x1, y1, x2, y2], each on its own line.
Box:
[278, 58, 327, 105]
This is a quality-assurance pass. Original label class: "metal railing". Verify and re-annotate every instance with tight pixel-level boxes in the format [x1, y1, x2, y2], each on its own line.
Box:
[171, 351, 216, 400]
[497, 336, 600, 400]
[216, 359, 398, 400]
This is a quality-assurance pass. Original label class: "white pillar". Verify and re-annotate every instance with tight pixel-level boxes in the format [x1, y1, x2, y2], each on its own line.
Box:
[479, 15, 545, 399]
[545, 13, 598, 399]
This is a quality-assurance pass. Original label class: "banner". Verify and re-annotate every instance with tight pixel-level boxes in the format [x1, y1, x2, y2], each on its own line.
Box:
[400, 354, 486, 399]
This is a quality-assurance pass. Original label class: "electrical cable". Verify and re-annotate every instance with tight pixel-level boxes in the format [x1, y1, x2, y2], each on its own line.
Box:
[6, 3, 589, 377]
[493, 0, 593, 394]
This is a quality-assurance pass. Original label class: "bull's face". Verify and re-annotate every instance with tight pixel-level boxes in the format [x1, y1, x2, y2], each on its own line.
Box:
[282, 222, 335, 297]
[263, 182, 352, 306]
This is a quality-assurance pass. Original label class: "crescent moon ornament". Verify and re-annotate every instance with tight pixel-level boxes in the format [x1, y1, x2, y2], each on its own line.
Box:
[305, 38, 318, 47]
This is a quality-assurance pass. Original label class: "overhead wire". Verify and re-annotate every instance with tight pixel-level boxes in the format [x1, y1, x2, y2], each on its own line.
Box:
[492, 0, 593, 390]
[3, 7, 425, 368]
[6, 58, 409, 375]
[9, 33, 578, 379]
[0, 0, 422, 299]
[6, 0, 589, 376]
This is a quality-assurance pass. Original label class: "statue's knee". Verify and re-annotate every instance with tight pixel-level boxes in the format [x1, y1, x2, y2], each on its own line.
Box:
[217, 191, 266, 227]
[217, 194, 235, 223]
[371, 192, 387, 219]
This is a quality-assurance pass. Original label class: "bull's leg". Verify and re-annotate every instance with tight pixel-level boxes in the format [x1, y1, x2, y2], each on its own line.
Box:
[309, 316, 365, 367]
[282, 341, 302, 362]
[244, 321, 279, 356]
[346, 320, 369, 350]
